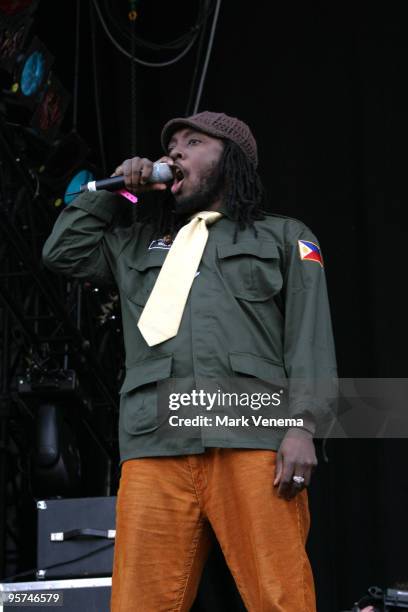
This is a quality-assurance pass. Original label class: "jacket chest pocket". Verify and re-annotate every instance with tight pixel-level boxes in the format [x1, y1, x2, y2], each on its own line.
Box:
[120, 250, 168, 307]
[217, 240, 282, 301]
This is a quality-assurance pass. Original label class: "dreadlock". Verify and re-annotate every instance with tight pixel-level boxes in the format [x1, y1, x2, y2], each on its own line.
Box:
[132, 140, 266, 243]
[219, 140, 265, 241]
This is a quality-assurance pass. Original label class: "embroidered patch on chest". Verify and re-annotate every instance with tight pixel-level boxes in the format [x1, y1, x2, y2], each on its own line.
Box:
[298, 240, 324, 267]
[148, 235, 173, 250]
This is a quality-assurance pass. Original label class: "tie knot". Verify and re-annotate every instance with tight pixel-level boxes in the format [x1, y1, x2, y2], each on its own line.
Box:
[193, 211, 223, 226]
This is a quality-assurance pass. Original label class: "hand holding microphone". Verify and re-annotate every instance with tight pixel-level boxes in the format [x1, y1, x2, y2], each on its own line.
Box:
[106, 157, 174, 193]
[76, 158, 175, 195]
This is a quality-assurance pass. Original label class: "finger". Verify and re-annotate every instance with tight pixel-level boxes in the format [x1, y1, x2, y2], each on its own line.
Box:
[303, 466, 312, 488]
[283, 481, 303, 500]
[279, 483, 293, 500]
[300, 455, 317, 488]
[130, 157, 145, 186]
[293, 474, 306, 490]
[289, 467, 309, 498]
[277, 457, 295, 498]
[139, 158, 153, 185]
[121, 158, 140, 189]
[279, 480, 294, 500]
[110, 165, 123, 177]
[273, 452, 283, 486]
[288, 485, 303, 500]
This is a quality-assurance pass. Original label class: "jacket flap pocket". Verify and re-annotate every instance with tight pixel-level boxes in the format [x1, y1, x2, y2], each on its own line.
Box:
[217, 240, 279, 260]
[120, 354, 173, 394]
[128, 249, 168, 272]
[229, 352, 287, 387]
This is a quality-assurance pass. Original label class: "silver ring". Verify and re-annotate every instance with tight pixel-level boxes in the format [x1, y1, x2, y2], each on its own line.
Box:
[292, 475, 305, 486]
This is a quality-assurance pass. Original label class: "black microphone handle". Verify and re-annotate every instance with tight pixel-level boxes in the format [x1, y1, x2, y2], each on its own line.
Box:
[80, 176, 125, 193]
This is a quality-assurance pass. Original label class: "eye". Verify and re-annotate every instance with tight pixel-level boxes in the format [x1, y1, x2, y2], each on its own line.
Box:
[188, 138, 201, 145]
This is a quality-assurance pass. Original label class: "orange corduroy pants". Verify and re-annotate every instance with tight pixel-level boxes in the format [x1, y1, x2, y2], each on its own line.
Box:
[111, 448, 316, 612]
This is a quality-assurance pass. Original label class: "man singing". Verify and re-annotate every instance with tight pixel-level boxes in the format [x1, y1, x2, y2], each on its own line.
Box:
[43, 111, 337, 611]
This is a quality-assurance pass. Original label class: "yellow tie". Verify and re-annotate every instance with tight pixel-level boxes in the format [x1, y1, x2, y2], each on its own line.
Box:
[137, 211, 222, 346]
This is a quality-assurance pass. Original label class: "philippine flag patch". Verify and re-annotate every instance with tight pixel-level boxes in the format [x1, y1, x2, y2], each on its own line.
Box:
[298, 240, 324, 267]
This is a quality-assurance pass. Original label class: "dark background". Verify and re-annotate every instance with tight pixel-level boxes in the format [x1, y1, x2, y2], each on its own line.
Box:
[2, 1, 408, 610]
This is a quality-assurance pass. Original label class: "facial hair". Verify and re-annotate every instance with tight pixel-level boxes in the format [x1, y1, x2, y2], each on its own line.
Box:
[173, 159, 224, 217]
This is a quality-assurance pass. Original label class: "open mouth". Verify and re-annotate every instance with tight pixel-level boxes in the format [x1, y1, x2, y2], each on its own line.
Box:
[171, 166, 185, 195]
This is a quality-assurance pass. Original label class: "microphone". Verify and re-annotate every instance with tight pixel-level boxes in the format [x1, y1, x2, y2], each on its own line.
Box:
[79, 162, 173, 193]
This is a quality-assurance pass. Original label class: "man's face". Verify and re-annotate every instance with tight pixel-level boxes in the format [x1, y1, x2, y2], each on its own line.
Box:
[166, 128, 224, 216]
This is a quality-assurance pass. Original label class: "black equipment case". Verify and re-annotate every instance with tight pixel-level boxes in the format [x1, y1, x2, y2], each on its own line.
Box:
[36, 496, 116, 580]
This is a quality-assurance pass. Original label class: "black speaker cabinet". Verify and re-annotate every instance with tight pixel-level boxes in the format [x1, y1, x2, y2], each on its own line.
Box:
[36, 497, 116, 580]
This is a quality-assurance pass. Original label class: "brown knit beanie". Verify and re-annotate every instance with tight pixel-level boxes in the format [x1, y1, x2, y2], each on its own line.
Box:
[161, 111, 258, 168]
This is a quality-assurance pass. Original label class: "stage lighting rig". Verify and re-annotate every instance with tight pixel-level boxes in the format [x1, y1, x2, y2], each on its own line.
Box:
[33, 402, 82, 498]
[18, 369, 79, 397]
[0, 11, 33, 73]
[1, 8, 69, 148]
[63, 169, 95, 206]
[30, 73, 70, 141]
[11, 36, 53, 105]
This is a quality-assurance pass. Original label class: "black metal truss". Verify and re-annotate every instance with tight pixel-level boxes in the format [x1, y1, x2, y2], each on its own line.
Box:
[0, 117, 124, 578]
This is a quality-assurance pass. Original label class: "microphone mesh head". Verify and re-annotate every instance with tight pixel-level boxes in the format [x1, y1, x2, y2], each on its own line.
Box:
[151, 162, 173, 183]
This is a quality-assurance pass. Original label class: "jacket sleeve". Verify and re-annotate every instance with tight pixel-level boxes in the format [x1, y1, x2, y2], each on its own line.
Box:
[282, 220, 338, 429]
[42, 191, 137, 286]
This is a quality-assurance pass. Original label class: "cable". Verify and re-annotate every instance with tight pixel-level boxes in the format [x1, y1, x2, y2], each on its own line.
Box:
[91, 0, 199, 68]
[72, 0, 81, 132]
[130, 18, 137, 156]
[89, 1, 107, 175]
[2, 542, 114, 583]
[192, 0, 222, 113]
[185, 0, 211, 116]
[101, 0, 211, 52]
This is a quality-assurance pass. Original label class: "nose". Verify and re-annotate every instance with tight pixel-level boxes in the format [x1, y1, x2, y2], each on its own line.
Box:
[169, 145, 185, 161]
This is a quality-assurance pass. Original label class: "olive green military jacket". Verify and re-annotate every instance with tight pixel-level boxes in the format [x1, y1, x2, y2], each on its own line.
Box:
[42, 191, 337, 462]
